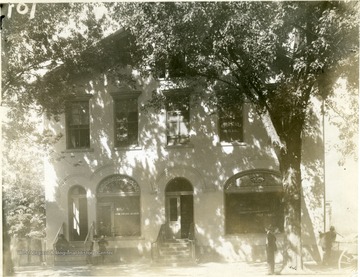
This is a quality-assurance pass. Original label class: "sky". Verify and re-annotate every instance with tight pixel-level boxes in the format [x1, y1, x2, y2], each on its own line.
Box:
[324, 78, 358, 238]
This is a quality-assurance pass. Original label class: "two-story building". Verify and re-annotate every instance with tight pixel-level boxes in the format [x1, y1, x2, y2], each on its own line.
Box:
[44, 30, 323, 265]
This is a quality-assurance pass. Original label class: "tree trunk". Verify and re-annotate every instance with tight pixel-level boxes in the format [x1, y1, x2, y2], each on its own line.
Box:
[279, 127, 304, 272]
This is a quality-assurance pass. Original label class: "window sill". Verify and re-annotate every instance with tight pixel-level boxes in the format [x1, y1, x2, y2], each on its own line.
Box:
[224, 233, 266, 236]
[114, 146, 142, 151]
[219, 142, 247, 147]
[165, 143, 194, 149]
[106, 236, 144, 241]
[224, 232, 284, 237]
[63, 148, 94, 153]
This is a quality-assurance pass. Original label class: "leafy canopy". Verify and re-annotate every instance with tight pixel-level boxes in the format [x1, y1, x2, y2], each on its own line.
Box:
[109, 1, 358, 147]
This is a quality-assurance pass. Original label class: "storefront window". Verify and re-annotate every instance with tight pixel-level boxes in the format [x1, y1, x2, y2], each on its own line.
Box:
[224, 170, 284, 234]
[225, 192, 283, 234]
[97, 175, 140, 237]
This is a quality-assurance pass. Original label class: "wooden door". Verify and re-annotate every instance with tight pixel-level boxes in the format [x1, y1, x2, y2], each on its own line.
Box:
[167, 196, 181, 239]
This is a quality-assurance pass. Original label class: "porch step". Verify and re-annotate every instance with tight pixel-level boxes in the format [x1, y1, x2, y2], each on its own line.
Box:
[152, 239, 195, 265]
[54, 241, 91, 266]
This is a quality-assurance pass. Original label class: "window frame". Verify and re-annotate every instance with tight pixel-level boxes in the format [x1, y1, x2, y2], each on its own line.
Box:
[157, 53, 187, 79]
[68, 185, 88, 241]
[225, 191, 284, 235]
[224, 170, 284, 235]
[96, 175, 141, 238]
[164, 90, 191, 146]
[218, 101, 244, 144]
[111, 91, 141, 149]
[65, 96, 92, 150]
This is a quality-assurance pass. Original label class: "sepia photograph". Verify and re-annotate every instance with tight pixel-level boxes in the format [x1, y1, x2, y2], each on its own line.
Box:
[1, 1, 358, 276]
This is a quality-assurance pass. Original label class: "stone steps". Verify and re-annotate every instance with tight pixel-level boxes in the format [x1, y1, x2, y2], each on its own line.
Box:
[54, 241, 91, 266]
[152, 239, 195, 265]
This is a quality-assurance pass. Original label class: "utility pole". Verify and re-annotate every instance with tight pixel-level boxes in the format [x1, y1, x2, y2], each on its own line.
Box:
[322, 96, 326, 233]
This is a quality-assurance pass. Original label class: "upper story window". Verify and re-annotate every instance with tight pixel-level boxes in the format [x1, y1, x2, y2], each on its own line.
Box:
[66, 100, 90, 149]
[218, 95, 244, 143]
[112, 92, 141, 148]
[157, 53, 187, 79]
[165, 91, 190, 146]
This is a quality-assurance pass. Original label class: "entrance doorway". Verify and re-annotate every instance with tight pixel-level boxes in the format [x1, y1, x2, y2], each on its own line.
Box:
[165, 178, 194, 239]
[68, 186, 88, 241]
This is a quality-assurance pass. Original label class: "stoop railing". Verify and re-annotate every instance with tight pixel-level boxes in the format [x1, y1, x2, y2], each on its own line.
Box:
[84, 222, 95, 246]
[52, 223, 65, 248]
[151, 224, 166, 260]
[151, 223, 197, 263]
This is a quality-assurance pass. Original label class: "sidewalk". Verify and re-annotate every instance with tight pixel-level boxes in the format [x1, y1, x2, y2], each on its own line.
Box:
[12, 261, 357, 277]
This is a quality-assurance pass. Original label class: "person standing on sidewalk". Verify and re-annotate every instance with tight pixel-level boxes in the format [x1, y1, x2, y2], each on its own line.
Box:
[319, 226, 337, 265]
[91, 235, 100, 265]
[266, 225, 277, 275]
[98, 235, 108, 264]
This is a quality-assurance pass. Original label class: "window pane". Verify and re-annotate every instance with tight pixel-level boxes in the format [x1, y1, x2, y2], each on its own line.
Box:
[219, 106, 243, 142]
[98, 205, 112, 237]
[166, 95, 190, 145]
[113, 196, 140, 236]
[115, 99, 138, 147]
[168, 121, 179, 136]
[114, 214, 141, 236]
[79, 129, 90, 147]
[169, 198, 178, 221]
[69, 102, 89, 125]
[155, 55, 166, 78]
[168, 53, 186, 77]
[179, 136, 190, 144]
[225, 192, 283, 234]
[179, 119, 189, 136]
[68, 128, 90, 148]
[67, 101, 90, 149]
[98, 196, 140, 237]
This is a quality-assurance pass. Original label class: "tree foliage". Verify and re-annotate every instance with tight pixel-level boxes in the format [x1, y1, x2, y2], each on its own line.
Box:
[2, 3, 113, 116]
[2, 105, 47, 238]
[109, 2, 358, 143]
[1, 3, 108, 238]
[326, 79, 358, 166]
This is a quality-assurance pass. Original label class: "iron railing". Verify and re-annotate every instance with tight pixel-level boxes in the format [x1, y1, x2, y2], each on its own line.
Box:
[52, 222, 65, 247]
[151, 223, 197, 261]
[84, 222, 95, 245]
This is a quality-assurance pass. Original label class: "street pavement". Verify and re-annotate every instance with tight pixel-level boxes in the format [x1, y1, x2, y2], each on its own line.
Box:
[12, 261, 358, 277]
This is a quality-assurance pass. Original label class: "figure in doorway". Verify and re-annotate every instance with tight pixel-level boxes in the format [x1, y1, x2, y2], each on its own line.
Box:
[266, 225, 277, 275]
[319, 226, 337, 265]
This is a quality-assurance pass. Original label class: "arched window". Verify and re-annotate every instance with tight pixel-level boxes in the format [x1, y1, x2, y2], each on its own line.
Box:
[165, 177, 193, 192]
[97, 175, 140, 237]
[68, 186, 88, 241]
[224, 170, 284, 234]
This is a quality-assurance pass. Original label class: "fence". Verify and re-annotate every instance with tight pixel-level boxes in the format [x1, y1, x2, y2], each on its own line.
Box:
[11, 237, 46, 266]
